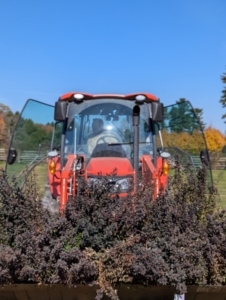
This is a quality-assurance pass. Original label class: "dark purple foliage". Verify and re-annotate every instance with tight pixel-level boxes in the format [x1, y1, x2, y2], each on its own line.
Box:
[0, 164, 225, 299]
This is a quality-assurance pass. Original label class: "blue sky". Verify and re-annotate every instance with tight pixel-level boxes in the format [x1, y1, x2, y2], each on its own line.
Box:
[0, 0, 225, 132]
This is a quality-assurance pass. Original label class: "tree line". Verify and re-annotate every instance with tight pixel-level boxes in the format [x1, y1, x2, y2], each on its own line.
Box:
[0, 104, 19, 149]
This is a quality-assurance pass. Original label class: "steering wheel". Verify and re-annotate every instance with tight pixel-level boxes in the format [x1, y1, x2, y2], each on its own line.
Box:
[96, 135, 121, 145]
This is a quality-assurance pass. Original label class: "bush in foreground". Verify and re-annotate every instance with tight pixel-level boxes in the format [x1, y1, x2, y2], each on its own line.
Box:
[0, 164, 225, 300]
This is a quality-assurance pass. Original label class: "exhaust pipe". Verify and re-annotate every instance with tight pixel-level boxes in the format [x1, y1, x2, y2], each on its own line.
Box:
[133, 105, 140, 190]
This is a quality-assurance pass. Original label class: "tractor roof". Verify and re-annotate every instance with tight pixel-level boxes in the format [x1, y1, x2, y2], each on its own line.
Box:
[59, 92, 158, 102]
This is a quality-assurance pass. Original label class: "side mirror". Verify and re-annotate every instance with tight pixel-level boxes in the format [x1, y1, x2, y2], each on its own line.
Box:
[7, 148, 17, 165]
[54, 101, 68, 122]
[152, 102, 164, 122]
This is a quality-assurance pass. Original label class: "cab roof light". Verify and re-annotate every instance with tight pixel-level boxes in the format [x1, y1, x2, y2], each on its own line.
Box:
[135, 95, 146, 103]
[73, 93, 84, 101]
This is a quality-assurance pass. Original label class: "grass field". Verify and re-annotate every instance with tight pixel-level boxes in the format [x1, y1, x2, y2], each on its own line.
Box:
[0, 160, 48, 198]
[0, 160, 225, 208]
[212, 170, 226, 209]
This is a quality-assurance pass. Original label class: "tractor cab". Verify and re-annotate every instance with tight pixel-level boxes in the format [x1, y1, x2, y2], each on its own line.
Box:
[55, 93, 163, 169]
[50, 93, 167, 209]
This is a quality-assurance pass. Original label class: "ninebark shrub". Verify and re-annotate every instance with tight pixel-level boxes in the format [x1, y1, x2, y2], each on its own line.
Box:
[0, 164, 224, 300]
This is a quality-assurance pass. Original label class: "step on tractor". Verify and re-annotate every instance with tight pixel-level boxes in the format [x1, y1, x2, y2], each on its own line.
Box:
[6, 92, 211, 213]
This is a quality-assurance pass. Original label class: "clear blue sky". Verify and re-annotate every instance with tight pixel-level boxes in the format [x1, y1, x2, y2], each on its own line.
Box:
[0, 0, 225, 132]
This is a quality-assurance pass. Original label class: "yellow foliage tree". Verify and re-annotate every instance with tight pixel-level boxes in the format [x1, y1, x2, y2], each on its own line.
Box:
[204, 127, 225, 151]
[160, 129, 206, 154]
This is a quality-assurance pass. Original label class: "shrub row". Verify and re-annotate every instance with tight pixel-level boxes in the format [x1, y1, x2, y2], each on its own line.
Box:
[0, 163, 225, 300]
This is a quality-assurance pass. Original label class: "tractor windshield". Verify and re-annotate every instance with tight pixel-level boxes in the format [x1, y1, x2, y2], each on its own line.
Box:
[63, 99, 154, 162]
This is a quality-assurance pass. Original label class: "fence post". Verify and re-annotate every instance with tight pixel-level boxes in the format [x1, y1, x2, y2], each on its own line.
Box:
[17, 150, 20, 163]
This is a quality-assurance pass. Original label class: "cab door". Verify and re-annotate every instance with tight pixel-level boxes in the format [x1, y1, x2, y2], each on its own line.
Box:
[6, 99, 54, 184]
[161, 100, 212, 183]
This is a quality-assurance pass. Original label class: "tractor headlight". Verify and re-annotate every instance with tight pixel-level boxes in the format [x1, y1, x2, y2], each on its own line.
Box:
[111, 177, 132, 193]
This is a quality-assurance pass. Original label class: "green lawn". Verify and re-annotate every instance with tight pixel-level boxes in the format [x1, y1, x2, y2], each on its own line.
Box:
[212, 170, 226, 209]
[0, 160, 48, 198]
[0, 160, 5, 169]
[34, 162, 48, 197]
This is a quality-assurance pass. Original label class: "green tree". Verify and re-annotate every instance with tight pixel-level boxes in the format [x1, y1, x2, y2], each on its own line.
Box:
[176, 98, 206, 131]
[219, 72, 226, 122]
[164, 98, 200, 134]
[194, 108, 206, 131]
[12, 118, 53, 151]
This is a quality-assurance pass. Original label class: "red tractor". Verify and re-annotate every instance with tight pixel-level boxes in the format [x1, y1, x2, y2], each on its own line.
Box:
[6, 92, 209, 212]
[47, 92, 169, 211]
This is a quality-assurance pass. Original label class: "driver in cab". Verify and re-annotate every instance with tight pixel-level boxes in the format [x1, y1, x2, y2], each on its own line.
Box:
[87, 118, 120, 155]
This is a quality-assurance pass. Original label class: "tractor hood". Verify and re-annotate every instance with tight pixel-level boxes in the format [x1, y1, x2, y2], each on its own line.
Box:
[86, 157, 134, 177]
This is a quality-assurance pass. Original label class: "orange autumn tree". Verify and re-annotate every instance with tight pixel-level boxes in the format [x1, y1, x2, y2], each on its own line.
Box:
[160, 127, 225, 154]
[204, 127, 225, 152]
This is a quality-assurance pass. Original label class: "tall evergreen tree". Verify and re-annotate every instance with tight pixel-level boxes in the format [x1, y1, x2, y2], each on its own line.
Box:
[193, 108, 206, 131]
[219, 72, 226, 123]
[176, 98, 206, 131]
